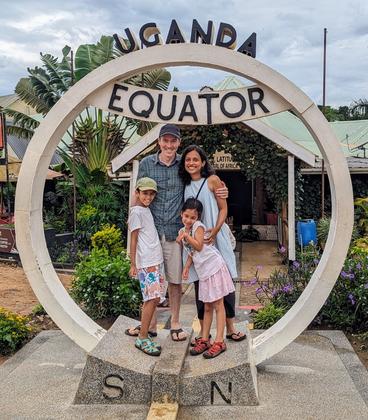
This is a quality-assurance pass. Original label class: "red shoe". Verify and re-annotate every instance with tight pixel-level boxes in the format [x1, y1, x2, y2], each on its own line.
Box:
[190, 338, 211, 356]
[203, 341, 227, 359]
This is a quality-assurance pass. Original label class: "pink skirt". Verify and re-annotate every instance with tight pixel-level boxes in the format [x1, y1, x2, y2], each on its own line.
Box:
[199, 263, 235, 303]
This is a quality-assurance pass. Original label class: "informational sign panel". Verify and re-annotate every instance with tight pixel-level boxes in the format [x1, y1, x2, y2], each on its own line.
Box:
[0, 228, 17, 253]
[0, 114, 5, 161]
[88, 82, 290, 126]
[212, 150, 240, 170]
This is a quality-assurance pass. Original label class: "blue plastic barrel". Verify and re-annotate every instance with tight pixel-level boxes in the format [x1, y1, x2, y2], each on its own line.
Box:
[297, 219, 317, 246]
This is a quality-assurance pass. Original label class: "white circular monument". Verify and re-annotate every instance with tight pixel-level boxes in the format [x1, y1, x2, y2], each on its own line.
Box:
[15, 43, 353, 366]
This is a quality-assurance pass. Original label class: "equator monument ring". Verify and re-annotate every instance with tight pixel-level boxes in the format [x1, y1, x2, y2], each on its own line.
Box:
[14, 42, 353, 405]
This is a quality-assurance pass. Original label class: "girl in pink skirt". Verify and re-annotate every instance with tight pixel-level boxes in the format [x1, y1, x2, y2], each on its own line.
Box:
[177, 198, 235, 358]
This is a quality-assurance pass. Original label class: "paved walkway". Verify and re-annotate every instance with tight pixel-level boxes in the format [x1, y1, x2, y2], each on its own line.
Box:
[1, 329, 367, 419]
[238, 241, 284, 308]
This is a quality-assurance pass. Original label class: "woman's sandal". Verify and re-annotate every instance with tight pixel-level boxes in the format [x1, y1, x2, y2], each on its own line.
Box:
[135, 338, 161, 356]
[125, 325, 158, 338]
[226, 331, 246, 342]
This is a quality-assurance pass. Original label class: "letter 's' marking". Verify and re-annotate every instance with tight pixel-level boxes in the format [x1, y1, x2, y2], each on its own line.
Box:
[103, 374, 124, 400]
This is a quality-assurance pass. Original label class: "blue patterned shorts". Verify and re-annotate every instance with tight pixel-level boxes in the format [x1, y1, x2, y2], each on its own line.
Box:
[137, 263, 167, 303]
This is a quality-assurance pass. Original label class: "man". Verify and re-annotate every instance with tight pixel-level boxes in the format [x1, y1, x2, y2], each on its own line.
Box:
[126, 124, 228, 341]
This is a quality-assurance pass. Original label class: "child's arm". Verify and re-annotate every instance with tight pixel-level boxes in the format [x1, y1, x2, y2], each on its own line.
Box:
[182, 255, 193, 281]
[183, 226, 204, 252]
[129, 229, 139, 277]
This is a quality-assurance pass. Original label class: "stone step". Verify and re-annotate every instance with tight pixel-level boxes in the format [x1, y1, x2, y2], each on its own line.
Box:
[74, 316, 171, 405]
[179, 327, 258, 406]
[74, 312, 258, 407]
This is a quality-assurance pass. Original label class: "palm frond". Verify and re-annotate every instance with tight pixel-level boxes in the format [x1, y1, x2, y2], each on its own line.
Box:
[15, 78, 50, 114]
[4, 109, 40, 139]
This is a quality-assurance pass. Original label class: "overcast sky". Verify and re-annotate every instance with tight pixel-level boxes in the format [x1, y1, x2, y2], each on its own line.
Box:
[0, 0, 367, 106]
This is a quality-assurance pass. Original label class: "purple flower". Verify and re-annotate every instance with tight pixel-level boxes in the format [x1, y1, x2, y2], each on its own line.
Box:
[364, 284, 368, 289]
[356, 263, 362, 270]
[313, 259, 320, 265]
[279, 246, 286, 254]
[272, 289, 280, 297]
[348, 273, 355, 280]
[250, 277, 257, 286]
[255, 287, 263, 294]
[292, 261, 300, 269]
[341, 271, 348, 279]
[348, 293, 356, 305]
[282, 284, 293, 293]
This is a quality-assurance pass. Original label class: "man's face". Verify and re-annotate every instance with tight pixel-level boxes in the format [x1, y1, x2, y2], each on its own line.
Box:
[158, 134, 180, 161]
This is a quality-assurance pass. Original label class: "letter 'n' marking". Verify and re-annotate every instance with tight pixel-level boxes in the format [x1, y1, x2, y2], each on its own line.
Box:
[210, 381, 232, 404]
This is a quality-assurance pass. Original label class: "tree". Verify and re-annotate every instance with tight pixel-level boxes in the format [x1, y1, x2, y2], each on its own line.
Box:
[4, 36, 171, 184]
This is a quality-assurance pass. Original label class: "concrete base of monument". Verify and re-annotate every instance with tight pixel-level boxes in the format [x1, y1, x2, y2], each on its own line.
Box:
[74, 315, 258, 406]
[180, 327, 258, 406]
[1, 329, 368, 418]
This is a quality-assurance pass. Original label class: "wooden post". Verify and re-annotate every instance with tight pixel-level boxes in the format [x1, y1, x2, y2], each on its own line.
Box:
[288, 155, 296, 261]
[127, 160, 139, 254]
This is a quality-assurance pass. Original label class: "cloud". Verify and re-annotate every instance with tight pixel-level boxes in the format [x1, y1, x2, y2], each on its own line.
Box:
[0, 0, 367, 106]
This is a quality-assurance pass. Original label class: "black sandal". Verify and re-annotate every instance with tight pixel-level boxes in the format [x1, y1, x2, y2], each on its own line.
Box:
[170, 328, 187, 341]
[226, 331, 246, 342]
[125, 325, 158, 337]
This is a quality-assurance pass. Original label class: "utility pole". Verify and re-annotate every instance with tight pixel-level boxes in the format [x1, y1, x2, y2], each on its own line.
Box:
[321, 27, 327, 218]
[0, 112, 11, 217]
[71, 50, 77, 233]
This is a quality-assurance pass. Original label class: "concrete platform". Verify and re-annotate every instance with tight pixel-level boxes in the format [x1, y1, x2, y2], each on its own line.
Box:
[1, 329, 367, 419]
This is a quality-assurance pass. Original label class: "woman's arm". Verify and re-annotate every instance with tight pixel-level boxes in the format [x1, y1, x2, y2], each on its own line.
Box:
[182, 255, 193, 280]
[183, 226, 204, 252]
[208, 175, 228, 238]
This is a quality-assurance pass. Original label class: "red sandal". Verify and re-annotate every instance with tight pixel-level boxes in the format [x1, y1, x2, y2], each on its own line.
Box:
[190, 338, 211, 356]
[203, 341, 226, 359]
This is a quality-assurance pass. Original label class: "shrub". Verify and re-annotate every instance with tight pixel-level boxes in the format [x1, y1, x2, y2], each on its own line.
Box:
[0, 308, 32, 355]
[316, 254, 368, 331]
[32, 304, 46, 316]
[350, 237, 368, 257]
[71, 249, 141, 319]
[253, 303, 287, 329]
[251, 243, 368, 331]
[91, 224, 123, 257]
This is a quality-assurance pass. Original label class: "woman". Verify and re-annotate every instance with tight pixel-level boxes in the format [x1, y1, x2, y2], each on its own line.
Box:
[178, 144, 245, 344]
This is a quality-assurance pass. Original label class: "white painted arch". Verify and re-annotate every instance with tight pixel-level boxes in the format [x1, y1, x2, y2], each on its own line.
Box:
[15, 43, 353, 364]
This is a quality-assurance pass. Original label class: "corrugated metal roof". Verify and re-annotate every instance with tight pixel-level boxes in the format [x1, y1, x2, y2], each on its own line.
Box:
[7, 133, 63, 165]
[213, 76, 368, 162]
[0, 94, 19, 109]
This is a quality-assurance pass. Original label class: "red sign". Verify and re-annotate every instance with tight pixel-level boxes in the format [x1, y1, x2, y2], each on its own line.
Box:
[0, 114, 3, 150]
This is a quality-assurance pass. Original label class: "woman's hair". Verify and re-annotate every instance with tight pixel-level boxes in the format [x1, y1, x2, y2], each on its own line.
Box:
[182, 197, 203, 218]
[178, 144, 215, 185]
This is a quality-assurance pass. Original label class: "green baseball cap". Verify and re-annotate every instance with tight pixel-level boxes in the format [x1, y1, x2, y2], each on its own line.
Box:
[136, 177, 158, 192]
